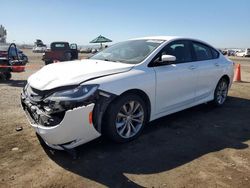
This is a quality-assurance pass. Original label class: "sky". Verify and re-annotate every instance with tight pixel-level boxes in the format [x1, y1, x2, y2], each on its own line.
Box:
[0, 0, 250, 48]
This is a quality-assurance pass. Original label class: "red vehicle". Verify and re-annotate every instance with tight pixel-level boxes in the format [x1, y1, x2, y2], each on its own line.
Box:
[0, 43, 27, 80]
[42, 42, 78, 65]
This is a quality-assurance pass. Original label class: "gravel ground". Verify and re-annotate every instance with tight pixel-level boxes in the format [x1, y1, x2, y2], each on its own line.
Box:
[0, 51, 250, 188]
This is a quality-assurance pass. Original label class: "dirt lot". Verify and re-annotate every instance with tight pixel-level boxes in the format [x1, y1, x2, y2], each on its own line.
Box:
[0, 50, 250, 188]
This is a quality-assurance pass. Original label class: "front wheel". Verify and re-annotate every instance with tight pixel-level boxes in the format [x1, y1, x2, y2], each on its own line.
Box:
[213, 78, 229, 106]
[104, 94, 147, 143]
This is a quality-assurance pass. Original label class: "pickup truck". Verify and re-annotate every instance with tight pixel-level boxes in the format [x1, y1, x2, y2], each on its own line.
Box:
[42, 42, 78, 65]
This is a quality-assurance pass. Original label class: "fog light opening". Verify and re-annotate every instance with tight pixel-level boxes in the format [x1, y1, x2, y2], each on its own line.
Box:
[89, 111, 93, 125]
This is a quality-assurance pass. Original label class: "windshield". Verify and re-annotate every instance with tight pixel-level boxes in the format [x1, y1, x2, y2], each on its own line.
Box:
[90, 39, 164, 64]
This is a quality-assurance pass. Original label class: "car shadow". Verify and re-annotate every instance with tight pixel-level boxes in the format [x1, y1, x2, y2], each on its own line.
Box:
[0, 79, 27, 88]
[39, 96, 250, 187]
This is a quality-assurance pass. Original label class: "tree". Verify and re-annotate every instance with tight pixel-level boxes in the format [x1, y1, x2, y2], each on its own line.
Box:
[0, 25, 7, 43]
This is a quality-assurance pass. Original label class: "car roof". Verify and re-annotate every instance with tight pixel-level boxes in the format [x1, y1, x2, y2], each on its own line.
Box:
[130, 36, 208, 43]
[130, 36, 217, 49]
[130, 36, 183, 41]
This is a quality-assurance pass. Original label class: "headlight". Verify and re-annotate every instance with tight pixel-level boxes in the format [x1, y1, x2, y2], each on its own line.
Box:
[44, 84, 99, 102]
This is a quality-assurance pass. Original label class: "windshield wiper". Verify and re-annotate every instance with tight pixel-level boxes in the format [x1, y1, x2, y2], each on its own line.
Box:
[104, 59, 120, 63]
[104, 59, 112, 61]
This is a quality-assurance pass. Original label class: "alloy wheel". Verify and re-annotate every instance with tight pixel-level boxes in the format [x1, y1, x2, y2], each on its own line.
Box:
[216, 80, 228, 104]
[115, 100, 144, 138]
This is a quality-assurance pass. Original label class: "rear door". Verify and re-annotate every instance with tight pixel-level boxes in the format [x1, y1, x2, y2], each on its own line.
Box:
[191, 41, 222, 101]
[153, 40, 198, 114]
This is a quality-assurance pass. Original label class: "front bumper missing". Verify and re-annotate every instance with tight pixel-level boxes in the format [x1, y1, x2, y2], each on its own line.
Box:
[23, 103, 101, 150]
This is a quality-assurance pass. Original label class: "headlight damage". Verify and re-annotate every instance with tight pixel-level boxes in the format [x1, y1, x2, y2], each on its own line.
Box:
[21, 84, 100, 127]
[44, 85, 99, 102]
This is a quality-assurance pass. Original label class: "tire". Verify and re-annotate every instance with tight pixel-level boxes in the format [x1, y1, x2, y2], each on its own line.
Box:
[4, 72, 11, 80]
[0, 72, 11, 80]
[104, 94, 147, 143]
[64, 52, 71, 61]
[45, 60, 52, 65]
[0, 73, 6, 80]
[213, 78, 229, 106]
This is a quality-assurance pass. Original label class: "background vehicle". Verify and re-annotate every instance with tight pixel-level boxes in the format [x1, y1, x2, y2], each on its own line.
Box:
[80, 47, 92, 53]
[227, 49, 236, 56]
[0, 43, 27, 79]
[21, 36, 234, 150]
[32, 39, 47, 53]
[0, 45, 28, 63]
[236, 48, 250, 57]
[42, 42, 78, 65]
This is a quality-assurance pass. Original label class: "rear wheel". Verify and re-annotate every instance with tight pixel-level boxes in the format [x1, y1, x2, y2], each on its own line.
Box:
[64, 52, 72, 61]
[0, 72, 11, 80]
[213, 78, 229, 106]
[104, 94, 147, 143]
[4, 72, 11, 80]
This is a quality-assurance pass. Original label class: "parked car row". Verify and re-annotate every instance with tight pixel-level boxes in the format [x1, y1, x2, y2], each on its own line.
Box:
[235, 48, 250, 57]
[220, 48, 250, 57]
[79, 47, 98, 54]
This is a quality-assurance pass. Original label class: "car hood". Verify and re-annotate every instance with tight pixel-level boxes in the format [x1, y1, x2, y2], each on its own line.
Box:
[28, 59, 134, 90]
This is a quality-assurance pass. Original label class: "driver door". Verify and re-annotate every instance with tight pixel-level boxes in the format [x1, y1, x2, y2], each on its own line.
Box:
[70, 43, 78, 60]
[153, 40, 198, 115]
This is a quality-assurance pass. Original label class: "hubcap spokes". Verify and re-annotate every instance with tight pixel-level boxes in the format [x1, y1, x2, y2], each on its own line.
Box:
[217, 81, 228, 104]
[116, 101, 144, 138]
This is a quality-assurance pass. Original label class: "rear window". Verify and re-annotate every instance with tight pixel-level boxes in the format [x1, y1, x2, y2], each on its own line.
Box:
[211, 48, 219, 58]
[55, 44, 65, 48]
[193, 42, 219, 61]
[51, 43, 70, 51]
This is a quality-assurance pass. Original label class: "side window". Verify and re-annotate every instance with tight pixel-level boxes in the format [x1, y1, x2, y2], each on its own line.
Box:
[159, 40, 192, 63]
[211, 48, 219, 59]
[193, 42, 213, 61]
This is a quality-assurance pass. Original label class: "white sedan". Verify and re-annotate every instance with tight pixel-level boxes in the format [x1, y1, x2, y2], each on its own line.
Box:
[21, 36, 234, 150]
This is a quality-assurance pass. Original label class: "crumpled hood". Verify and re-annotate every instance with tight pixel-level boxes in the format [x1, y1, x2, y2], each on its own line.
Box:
[28, 59, 134, 90]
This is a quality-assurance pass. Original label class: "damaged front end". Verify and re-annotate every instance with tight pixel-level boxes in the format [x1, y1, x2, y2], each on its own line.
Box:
[21, 83, 116, 149]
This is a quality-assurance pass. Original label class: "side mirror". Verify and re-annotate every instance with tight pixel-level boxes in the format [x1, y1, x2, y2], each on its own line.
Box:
[161, 55, 176, 63]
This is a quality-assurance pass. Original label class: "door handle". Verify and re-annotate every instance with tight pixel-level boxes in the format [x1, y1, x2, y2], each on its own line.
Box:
[189, 65, 196, 70]
[215, 63, 219, 67]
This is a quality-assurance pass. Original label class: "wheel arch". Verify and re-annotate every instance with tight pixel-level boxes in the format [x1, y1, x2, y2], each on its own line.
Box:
[101, 89, 152, 131]
[220, 74, 230, 84]
[98, 88, 152, 141]
[119, 89, 151, 122]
